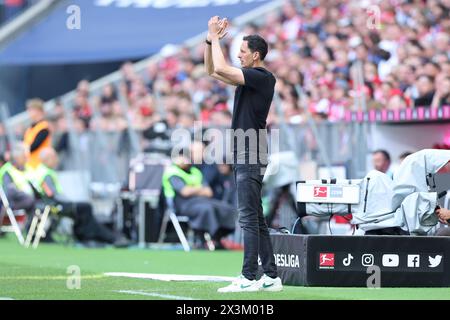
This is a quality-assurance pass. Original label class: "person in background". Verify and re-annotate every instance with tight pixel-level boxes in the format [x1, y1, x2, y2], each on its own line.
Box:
[189, 140, 222, 195]
[213, 163, 236, 205]
[435, 208, 450, 236]
[413, 75, 435, 107]
[162, 149, 236, 249]
[27, 147, 128, 247]
[0, 143, 35, 214]
[23, 98, 52, 169]
[0, 144, 52, 239]
[205, 16, 281, 292]
[399, 151, 414, 163]
[391, 151, 415, 180]
[431, 76, 450, 108]
[372, 149, 393, 178]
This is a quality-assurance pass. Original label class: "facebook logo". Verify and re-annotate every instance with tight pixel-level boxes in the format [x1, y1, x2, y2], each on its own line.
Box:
[407, 255, 420, 268]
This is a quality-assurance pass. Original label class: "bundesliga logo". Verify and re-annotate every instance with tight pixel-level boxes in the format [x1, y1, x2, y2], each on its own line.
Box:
[313, 186, 328, 198]
[319, 253, 335, 269]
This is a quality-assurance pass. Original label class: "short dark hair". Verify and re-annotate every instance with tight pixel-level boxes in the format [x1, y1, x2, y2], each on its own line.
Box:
[373, 149, 391, 163]
[243, 34, 268, 61]
[399, 151, 413, 161]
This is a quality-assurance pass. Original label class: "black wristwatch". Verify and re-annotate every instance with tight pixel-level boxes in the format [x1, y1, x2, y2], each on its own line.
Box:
[205, 39, 212, 45]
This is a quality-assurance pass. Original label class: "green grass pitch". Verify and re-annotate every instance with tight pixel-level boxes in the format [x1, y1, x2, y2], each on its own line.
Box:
[1, 235, 449, 300]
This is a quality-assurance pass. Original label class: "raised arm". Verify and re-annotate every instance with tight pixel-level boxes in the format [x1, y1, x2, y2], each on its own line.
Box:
[204, 17, 236, 85]
[204, 32, 215, 76]
[206, 16, 244, 86]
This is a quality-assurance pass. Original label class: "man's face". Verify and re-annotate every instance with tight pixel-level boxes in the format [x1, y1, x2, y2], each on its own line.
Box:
[190, 142, 204, 164]
[218, 163, 231, 175]
[45, 152, 59, 169]
[15, 154, 27, 168]
[13, 149, 29, 169]
[440, 78, 450, 96]
[417, 77, 434, 95]
[238, 41, 256, 68]
[372, 152, 390, 173]
[27, 108, 42, 122]
[174, 155, 191, 170]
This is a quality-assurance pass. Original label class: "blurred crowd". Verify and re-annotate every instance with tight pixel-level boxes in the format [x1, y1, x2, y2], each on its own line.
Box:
[7, 0, 445, 142]
[2, 0, 450, 245]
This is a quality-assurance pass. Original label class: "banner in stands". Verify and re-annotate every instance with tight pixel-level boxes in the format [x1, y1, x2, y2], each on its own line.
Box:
[0, 0, 271, 65]
[344, 106, 450, 123]
[268, 234, 450, 287]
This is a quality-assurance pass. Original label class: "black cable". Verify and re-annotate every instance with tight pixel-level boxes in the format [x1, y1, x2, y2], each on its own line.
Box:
[363, 177, 370, 213]
[328, 214, 333, 235]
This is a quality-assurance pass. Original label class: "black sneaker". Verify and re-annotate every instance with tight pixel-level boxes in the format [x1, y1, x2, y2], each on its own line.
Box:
[40, 235, 56, 243]
[212, 240, 225, 250]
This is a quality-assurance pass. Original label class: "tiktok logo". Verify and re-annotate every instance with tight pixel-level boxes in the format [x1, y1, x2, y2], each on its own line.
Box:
[343, 253, 354, 267]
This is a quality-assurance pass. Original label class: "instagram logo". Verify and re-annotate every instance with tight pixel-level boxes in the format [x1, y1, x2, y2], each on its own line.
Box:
[362, 254, 374, 267]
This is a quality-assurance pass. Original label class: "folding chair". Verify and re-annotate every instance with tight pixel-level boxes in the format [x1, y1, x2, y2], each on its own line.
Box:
[24, 183, 61, 249]
[158, 197, 215, 252]
[24, 205, 51, 248]
[0, 185, 25, 245]
[158, 197, 191, 251]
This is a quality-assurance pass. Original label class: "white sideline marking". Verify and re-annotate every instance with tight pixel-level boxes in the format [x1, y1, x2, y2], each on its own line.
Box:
[104, 272, 234, 282]
[0, 274, 104, 280]
[0, 297, 14, 300]
[115, 290, 194, 300]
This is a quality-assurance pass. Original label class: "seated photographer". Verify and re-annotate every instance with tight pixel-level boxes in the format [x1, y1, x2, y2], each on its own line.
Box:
[162, 150, 236, 248]
[0, 144, 51, 240]
[189, 141, 236, 205]
[27, 147, 128, 246]
[0, 144, 37, 214]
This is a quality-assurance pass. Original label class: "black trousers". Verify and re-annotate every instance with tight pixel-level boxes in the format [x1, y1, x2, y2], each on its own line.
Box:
[233, 164, 277, 280]
[365, 227, 409, 236]
[176, 197, 236, 239]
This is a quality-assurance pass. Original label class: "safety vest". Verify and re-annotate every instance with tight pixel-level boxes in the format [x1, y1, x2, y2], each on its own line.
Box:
[0, 162, 33, 196]
[162, 165, 203, 198]
[24, 120, 51, 169]
[25, 164, 62, 196]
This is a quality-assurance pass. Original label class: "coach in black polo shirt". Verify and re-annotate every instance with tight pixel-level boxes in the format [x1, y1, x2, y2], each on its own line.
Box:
[204, 16, 282, 293]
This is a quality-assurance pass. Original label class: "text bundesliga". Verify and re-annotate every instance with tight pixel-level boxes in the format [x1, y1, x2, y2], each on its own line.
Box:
[259, 254, 300, 268]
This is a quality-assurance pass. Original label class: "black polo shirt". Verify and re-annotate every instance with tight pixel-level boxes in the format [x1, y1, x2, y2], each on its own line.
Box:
[231, 67, 276, 165]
